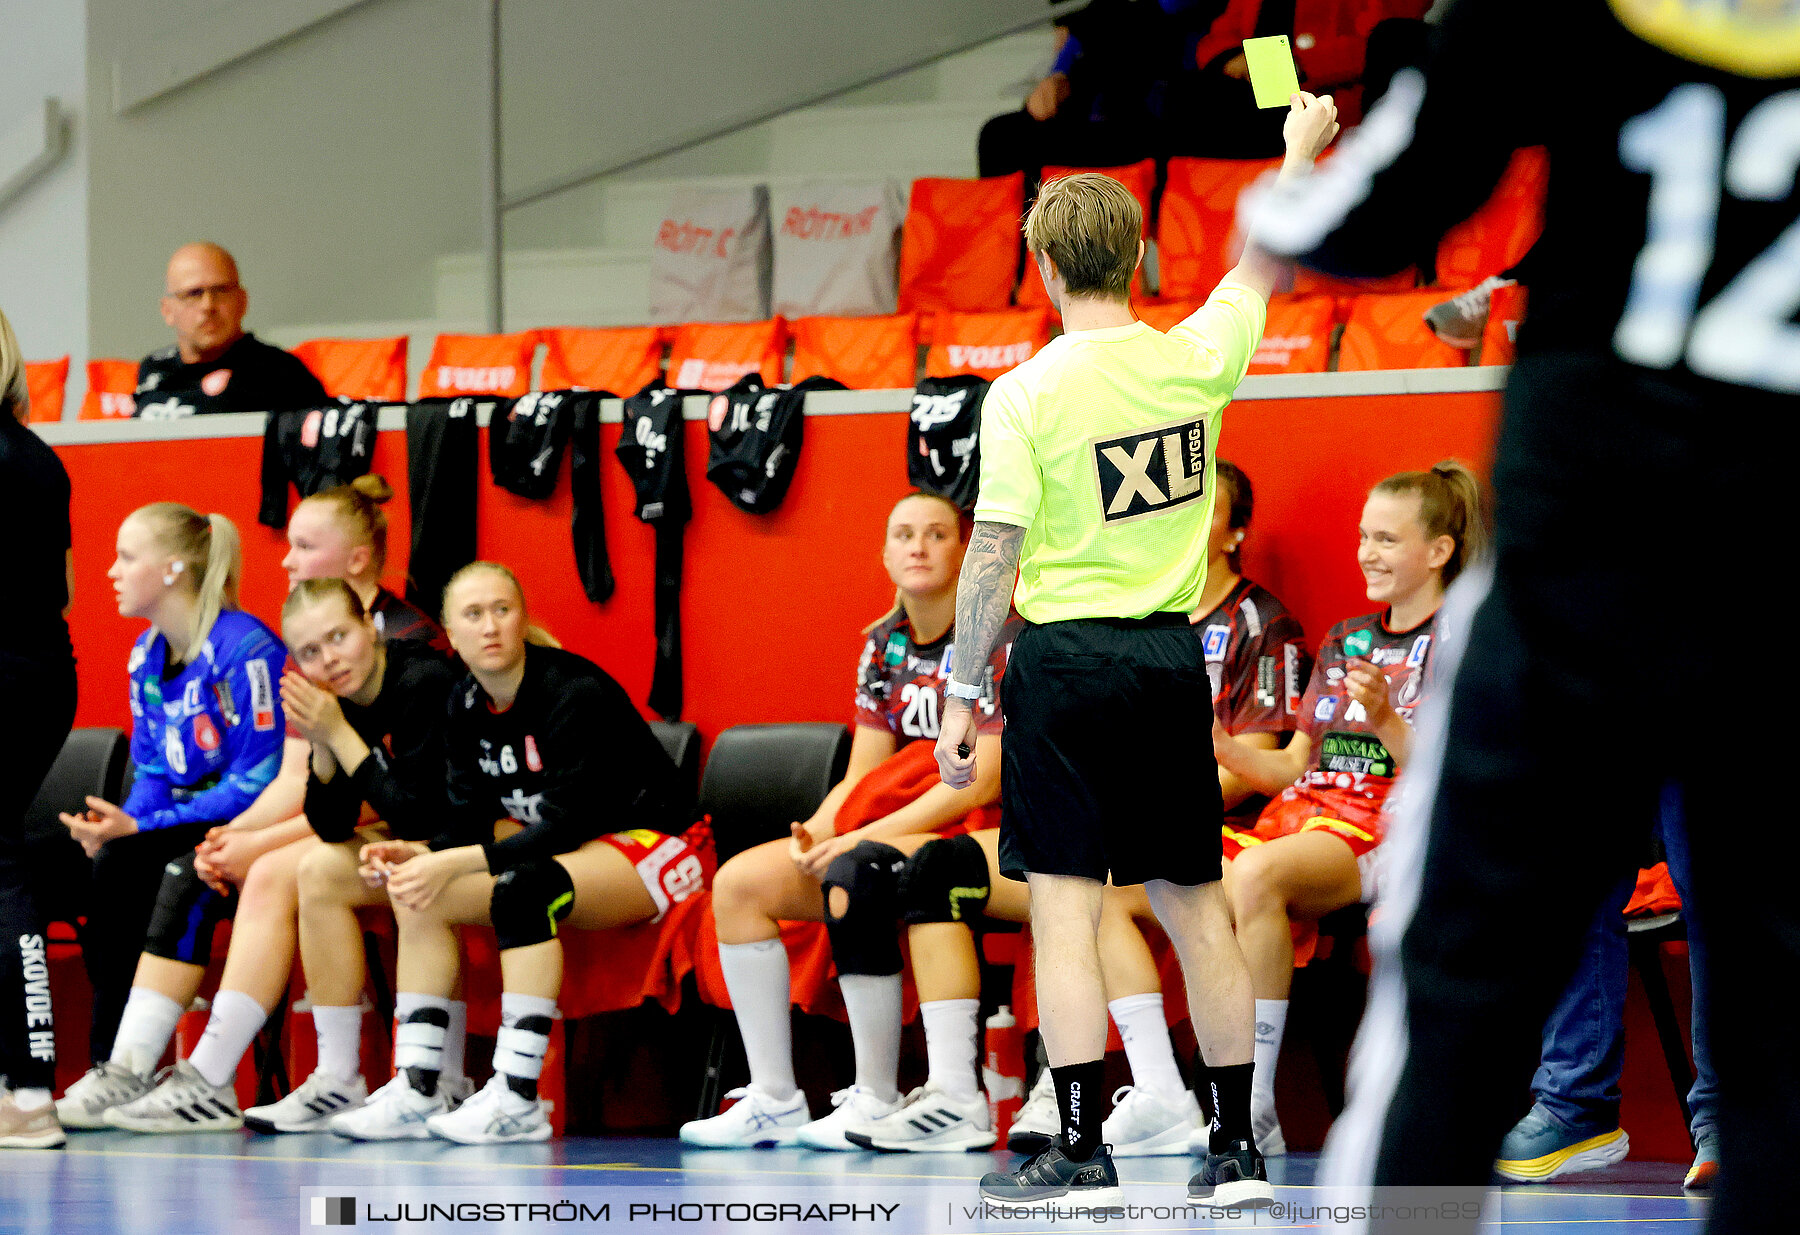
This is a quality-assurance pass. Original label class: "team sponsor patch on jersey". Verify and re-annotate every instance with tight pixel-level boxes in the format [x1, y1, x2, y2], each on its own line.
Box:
[193, 713, 220, 753]
[212, 681, 239, 727]
[1320, 730, 1394, 778]
[1406, 634, 1432, 668]
[524, 734, 543, 773]
[1201, 625, 1231, 661]
[246, 659, 277, 731]
[1284, 643, 1304, 714]
[1090, 415, 1208, 523]
[1609, 0, 1800, 77]
[1314, 695, 1338, 722]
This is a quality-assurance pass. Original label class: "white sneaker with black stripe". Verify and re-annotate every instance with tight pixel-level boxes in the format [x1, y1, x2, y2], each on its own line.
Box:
[55, 1062, 154, 1130]
[243, 1069, 368, 1133]
[844, 1081, 993, 1152]
[103, 1061, 243, 1133]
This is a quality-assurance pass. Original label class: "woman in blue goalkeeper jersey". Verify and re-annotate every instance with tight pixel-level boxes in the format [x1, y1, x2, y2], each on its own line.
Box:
[51, 504, 286, 1106]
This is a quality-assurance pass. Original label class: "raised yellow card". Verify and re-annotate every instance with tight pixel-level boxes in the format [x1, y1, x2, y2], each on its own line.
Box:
[1243, 35, 1300, 109]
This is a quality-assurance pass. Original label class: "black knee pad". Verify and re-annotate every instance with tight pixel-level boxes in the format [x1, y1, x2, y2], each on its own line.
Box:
[489, 860, 575, 950]
[820, 841, 906, 976]
[143, 853, 237, 964]
[898, 833, 991, 925]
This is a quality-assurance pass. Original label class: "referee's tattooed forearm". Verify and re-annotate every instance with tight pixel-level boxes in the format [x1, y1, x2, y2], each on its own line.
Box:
[954, 521, 1024, 684]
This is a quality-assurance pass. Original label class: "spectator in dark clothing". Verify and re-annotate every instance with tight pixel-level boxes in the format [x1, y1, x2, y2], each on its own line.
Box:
[978, 0, 1215, 185]
[980, 0, 1434, 181]
[134, 243, 326, 420]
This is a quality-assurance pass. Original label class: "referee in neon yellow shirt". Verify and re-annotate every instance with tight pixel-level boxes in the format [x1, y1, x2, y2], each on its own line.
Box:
[935, 91, 1340, 1208]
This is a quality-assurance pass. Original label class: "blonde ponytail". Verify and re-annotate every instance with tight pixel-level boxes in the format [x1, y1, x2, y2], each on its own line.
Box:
[193, 513, 242, 649]
[1372, 459, 1488, 588]
[132, 503, 245, 656]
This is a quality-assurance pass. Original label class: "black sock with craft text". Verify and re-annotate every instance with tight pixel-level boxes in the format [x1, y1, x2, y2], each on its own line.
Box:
[1052, 1059, 1106, 1162]
[1208, 1062, 1255, 1151]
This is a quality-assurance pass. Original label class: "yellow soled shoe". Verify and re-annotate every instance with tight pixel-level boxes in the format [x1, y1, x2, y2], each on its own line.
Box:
[1495, 1107, 1629, 1182]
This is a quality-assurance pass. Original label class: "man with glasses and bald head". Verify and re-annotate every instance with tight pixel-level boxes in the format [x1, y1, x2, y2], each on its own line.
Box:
[134, 243, 326, 419]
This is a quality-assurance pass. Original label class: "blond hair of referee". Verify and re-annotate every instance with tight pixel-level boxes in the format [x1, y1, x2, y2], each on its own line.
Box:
[937, 92, 1339, 1208]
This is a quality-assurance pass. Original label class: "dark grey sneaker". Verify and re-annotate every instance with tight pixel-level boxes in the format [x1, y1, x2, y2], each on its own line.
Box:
[979, 1141, 1124, 1207]
[1423, 276, 1514, 348]
[1189, 1138, 1273, 1207]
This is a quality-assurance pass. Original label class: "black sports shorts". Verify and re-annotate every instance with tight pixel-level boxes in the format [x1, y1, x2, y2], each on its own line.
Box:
[998, 612, 1223, 887]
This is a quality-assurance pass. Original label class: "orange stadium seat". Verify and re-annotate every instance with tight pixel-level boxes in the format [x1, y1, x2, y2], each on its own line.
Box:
[1339, 292, 1469, 371]
[540, 325, 666, 395]
[924, 308, 1052, 382]
[418, 331, 539, 398]
[292, 336, 408, 402]
[1251, 294, 1336, 374]
[898, 173, 1026, 316]
[1133, 300, 1201, 332]
[80, 358, 139, 420]
[25, 356, 69, 423]
[1156, 158, 1278, 303]
[1478, 283, 1529, 367]
[1137, 295, 1334, 374]
[667, 319, 787, 391]
[1017, 159, 1156, 307]
[789, 314, 918, 389]
[1435, 146, 1548, 290]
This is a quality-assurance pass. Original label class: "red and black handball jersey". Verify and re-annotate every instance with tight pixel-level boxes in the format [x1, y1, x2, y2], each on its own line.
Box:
[1283, 608, 1440, 826]
[1196, 577, 1310, 827]
[854, 611, 1022, 748]
[1196, 577, 1310, 738]
[368, 587, 449, 655]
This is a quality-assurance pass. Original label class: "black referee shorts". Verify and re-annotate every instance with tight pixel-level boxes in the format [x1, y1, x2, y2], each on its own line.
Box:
[998, 613, 1223, 887]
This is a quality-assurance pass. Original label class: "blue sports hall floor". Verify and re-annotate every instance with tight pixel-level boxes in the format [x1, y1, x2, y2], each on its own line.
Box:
[0, 1131, 1705, 1234]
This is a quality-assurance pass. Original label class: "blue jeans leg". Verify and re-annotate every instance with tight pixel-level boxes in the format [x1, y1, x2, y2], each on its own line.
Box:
[1532, 869, 1636, 1134]
[1659, 784, 1716, 1143]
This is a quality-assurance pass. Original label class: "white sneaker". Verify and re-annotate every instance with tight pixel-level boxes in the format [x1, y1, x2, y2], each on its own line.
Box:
[244, 1069, 368, 1134]
[104, 1061, 242, 1133]
[845, 1081, 993, 1152]
[329, 1075, 452, 1141]
[1008, 1067, 1059, 1154]
[426, 1076, 551, 1145]
[1103, 1085, 1201, 1157]
[795, 1085, 904, 1151]
[678, 1085, 811, 1148]
[56, 1062, 154, 1130]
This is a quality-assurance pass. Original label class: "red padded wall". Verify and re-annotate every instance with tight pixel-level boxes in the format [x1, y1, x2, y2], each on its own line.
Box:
[52, 392, 1500, 743]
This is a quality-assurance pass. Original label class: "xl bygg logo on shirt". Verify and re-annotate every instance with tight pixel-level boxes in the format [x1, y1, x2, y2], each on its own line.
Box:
[1091, 415, 1208, 523]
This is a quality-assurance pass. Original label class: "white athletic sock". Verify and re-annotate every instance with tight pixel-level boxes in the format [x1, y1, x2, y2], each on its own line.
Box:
[1252, 999, 1288, 1126]
[187, 989, 269, 1090]
[840, 973, 902, 1103]
[718, 939, 796, 1100]
[1109, 993, 1186, 1100]
[493, 992, 559, 1100]
[393, 993, 452, 1095]
[10, 1088, 52, 1111]
[442, 1000, 469, 1082]
[920, 999, 981, 1100]
[109, 988, 185, 1078]
[311, 1005, 364, 1083]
